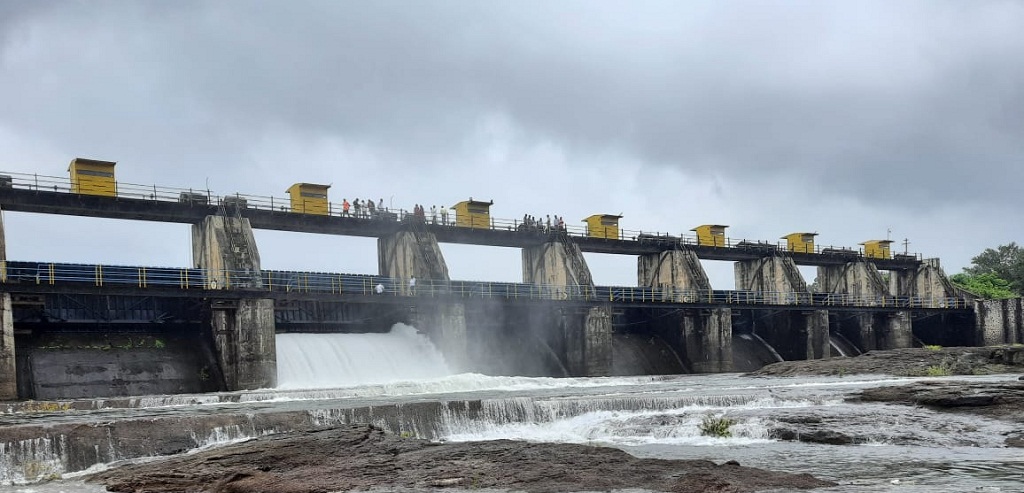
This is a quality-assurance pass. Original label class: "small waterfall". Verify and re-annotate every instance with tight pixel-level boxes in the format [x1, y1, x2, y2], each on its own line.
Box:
[276, 323, 453, 389]
[732, 333, 785, 372]
[610, 333, 688, 375]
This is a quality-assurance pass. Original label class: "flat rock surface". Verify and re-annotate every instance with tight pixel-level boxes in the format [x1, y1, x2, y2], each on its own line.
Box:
[88, 425, 835, 493]
[749, 346, 1024, 378]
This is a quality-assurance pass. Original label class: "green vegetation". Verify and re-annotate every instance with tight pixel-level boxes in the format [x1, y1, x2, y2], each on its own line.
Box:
[924, 365, 952, 377]
[956, 243, 1024, 296]
[923, 345, 943, 351]
[699, 414, 735, 438]
[951, 272, 1016, 299]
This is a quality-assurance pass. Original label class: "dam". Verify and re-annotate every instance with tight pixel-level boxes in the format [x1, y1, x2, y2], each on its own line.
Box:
[0, 159, 1018, 401]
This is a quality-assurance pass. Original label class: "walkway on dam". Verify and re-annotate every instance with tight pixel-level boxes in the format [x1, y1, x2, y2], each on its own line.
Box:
[0, 171, 920, 268]
[0, 260, 972, 312]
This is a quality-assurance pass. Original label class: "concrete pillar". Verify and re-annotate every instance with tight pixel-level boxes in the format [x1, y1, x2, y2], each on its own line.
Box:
[0, 293, 14, 400]
[639, 249, 732, 372]
[211, 298, 277, 389]
[193, 214, 276, 390]
[523, 237, 612, 376]
[523, 241, 592, 298]
[891, 258, 962, 303]
[682, 309, 732, 372]
[735, 255, 809, 303]
[818, 260, 912, 350]
[0, 208, 15, 400]
[378, 230, 449, 295]
[379, 229, 466, 367]
[638, 249, 711, 299]
[735, 255, 827, 360]
[975, 298, 1024, 346]
[192, 215, 262, 289]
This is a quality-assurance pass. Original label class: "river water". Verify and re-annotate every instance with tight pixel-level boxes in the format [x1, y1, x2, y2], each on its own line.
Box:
[1, 325, 1022, 492]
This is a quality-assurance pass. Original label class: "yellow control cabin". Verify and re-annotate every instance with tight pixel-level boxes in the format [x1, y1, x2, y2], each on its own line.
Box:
[782, 232, 817, 253]
[692, 224, 728, 247]
[286, 183, 331, 215]
[583, 214, 622, 239]
[860, 240, 893, 259]
[452, 198, 493, 229]
[68, 158, 116, 197]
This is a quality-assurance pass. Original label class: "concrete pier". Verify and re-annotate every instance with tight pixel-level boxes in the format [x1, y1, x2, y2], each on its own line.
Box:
[0, 209, 15, 400]
[523, 236, 612, 376]
[192, 215, 262, 289]
[817, 260, 912, 350]
[378, 230, 450, 294]
[736, 255, 828, 360]
[640, 249, 732, 372]
[193, 214, 277, 390]
[891, 258, 964, 304]
[638, 249, 711, 301]
[379, 228, 466, 367]
[209, 299, 277, 390]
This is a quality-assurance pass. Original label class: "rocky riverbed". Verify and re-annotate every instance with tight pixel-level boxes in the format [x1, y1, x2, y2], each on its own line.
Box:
[750, 345, 1024, 378]
[753, 345, 1024, 448]
[87, 424, 834, 493]
[72, 346, 1024, 492]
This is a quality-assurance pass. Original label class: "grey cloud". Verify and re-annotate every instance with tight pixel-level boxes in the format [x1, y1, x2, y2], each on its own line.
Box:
[1, 1, 1022, 209]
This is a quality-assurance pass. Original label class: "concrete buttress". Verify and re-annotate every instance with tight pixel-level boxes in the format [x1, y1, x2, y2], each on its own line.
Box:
[639, 249, 732, 372]
[0, 208, 15, 400]
[890, 258, 961, 303]
[817, 261, 912, 351]
[379, 229, 465, 368]
[523, 236, 612, 376]
[193, 214, 277, 390]
[735, 255, 828, 361]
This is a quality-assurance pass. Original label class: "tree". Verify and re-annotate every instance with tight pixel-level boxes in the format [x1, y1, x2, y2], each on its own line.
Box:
[950, 272, 1016, 299]
[964, 242, 1024, 295]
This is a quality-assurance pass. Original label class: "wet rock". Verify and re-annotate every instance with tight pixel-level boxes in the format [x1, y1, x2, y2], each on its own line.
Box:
[853, 380, 1024, 423]
[750, 346, 1024, 378]
[88, 424, 836, 493]
[772, 428, 856, 445]
[775, 415, 823, 424]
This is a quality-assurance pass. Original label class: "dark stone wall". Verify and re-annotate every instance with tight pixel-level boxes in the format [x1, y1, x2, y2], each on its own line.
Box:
[14, 328, 219, 400]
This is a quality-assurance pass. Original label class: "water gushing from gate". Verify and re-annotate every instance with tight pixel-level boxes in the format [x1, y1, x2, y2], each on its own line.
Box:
[275, 323, 452, 389]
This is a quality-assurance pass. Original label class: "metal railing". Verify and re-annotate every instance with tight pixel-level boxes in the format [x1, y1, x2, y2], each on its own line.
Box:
[0, 170, 922, 261]
[0, 260, 971, 309]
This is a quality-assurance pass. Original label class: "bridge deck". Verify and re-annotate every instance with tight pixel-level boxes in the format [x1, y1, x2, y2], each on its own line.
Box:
[1, 260, 970, 313]
[0, 184, 921, 268]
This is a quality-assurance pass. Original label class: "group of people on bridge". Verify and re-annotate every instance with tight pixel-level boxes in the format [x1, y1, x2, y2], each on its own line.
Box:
[341, 198, 391, 219]
[519, 214, 566, 233]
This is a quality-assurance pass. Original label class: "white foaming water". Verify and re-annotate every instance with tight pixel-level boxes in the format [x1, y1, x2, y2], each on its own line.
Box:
[438, 397, 817, 447]
[275, 323, 453, 389]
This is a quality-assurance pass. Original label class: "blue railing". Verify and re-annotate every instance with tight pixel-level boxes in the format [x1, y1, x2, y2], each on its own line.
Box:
[0, 260, 970, 309]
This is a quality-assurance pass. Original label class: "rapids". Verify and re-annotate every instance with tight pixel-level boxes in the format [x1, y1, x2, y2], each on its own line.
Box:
[1, 326, 1022, 492]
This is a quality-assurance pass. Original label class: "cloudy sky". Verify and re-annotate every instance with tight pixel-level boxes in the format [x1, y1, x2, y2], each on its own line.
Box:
[0, 0, 1021, 288]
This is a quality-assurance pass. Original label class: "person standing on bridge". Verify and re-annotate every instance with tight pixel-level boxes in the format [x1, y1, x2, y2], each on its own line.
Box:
[408, 276, 416, 295]
[430, 205, 437, 224]
[441, 206, 448, 225]
[342, 199, 350, 217]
